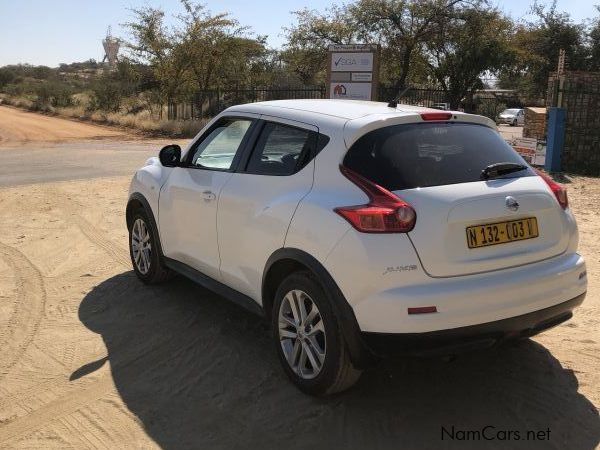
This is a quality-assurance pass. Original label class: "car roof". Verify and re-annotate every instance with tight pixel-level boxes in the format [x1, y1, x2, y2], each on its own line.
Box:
[227, 99, 447, 120]
[226, 99, 496, 149]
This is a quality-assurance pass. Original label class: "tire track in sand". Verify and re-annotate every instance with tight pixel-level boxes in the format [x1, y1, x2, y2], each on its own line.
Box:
[65, 212, 130, 268]
[0, 190, 132, 445]
[37, 184, 130, 268]
[0, 329, 207, 445]
[0, 242, 46, 382]
[47, 186, 131, 268]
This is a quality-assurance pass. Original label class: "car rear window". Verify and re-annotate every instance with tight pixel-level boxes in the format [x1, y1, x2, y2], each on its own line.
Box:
[343, 123, 535, 191]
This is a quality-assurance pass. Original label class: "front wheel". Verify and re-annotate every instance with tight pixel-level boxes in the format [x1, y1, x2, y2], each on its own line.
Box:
[272, 271, 361, 395]
[128, 209, 173, 284]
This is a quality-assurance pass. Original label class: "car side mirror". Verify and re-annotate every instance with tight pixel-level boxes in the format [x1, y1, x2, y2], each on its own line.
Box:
[159, 145, 182, 167]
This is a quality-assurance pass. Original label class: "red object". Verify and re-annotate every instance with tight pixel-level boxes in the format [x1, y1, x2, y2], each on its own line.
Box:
[335, 166, 416, 233]
[408, 306, 438, 314]
[535, 169, 568, 209]
[420, 112, 452, 121]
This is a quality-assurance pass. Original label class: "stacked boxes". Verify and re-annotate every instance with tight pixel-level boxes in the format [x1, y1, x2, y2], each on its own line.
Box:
[523, 107, 547, 141]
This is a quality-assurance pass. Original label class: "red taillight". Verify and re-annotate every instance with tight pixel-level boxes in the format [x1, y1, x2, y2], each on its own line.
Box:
[420, 112, 452, 121]
[335, 166, 416, 233]
[408, 306, 438, 315]
[535, 169, 568, 209]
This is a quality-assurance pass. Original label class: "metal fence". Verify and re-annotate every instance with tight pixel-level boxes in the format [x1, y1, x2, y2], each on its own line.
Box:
[168, 87, 326, 120]
[380, 87, 522, 117]
[168, 86, 519, 120]
[547, 72, 600, 175]
[379, 87, 452, 109]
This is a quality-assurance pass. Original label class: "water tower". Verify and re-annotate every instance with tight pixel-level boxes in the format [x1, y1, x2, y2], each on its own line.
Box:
[102, 26, 120, 68]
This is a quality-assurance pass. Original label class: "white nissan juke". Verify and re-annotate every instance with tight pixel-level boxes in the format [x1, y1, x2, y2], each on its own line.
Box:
[127, 100, 587, 395]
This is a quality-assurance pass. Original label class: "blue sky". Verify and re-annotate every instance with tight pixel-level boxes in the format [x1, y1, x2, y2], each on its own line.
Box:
[0, 0, 597, 67]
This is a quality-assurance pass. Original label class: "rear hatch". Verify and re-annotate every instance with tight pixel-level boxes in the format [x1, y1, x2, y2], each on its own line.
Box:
[343, 121, 569, 278]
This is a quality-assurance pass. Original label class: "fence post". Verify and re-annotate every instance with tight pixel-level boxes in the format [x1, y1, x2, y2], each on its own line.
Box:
[545, 107, 566, 173]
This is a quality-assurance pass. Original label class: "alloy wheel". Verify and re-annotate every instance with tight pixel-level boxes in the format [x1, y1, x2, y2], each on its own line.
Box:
[131, 218, 152, 275]
[278, 289, 326, 379]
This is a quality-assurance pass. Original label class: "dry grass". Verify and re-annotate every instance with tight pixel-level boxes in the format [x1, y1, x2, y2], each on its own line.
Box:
[0, 94, 34, 110]
[59, 106, 208, 137]
[0, 94, 208, 138]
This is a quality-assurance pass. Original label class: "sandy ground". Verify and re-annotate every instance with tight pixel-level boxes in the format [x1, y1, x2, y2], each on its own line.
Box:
[498, 124, 524, 142]
[0, 108, 598, 449]
[0, 106, 124, 145]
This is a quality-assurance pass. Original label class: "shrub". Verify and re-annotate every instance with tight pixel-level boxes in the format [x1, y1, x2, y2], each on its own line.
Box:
[476, 100, 507, 120]
[88, 81, 123, 112]
[35, 81, 74, 108]
[0, 68, 16, 88]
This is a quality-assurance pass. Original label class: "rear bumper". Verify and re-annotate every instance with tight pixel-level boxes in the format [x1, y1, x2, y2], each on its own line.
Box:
[497, 117, 516, 124]
[362, 292, 585, 357]
[352, 253, 587, 333]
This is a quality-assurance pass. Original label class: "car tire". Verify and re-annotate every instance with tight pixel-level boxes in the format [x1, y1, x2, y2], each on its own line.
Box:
[512, 119, 517, 127]
[128, 208, 173, 284]
[272, 271, 362, 396]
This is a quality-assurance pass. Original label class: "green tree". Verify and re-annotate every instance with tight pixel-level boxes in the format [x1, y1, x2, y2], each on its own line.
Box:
[424, 7, 514, 109]
[283, 0, 484, 89]
[498, 1, 588, 97]
[125, 5, 182, 104]
[282, 6, 358, 85]
[125, 0, 269, 106]
[589, 6, 600, 71]
[350, 0, 480, 90]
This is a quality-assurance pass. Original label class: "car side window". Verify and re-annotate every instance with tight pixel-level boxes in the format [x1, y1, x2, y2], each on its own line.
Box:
[190, 118, 253, 170]
[245, 122, 314, 176]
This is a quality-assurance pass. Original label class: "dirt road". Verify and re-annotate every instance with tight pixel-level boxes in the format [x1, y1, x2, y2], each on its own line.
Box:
[0, 106, 123, 145]
[0, 106, 184, 187]
[0, 108, 598, 449]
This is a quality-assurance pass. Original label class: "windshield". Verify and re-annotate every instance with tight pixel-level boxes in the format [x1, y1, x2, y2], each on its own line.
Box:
[502, 109, 521, 115]
[343, 122, 535, 190]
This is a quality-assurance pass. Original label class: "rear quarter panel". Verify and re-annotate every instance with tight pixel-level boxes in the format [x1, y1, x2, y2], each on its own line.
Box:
[284, 119, 354, 263]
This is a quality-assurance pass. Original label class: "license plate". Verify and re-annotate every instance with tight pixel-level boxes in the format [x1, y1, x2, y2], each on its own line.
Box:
[466, 217, 539, 249]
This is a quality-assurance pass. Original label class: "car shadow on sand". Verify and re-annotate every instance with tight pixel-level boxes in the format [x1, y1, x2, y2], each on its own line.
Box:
[77, 272, 599, 450]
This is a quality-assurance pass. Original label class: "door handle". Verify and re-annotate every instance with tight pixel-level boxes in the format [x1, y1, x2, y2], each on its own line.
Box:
[202, 190, 216, 201]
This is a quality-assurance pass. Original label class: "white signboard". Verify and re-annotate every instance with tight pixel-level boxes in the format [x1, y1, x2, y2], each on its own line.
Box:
[330, 83, 373, 100]
[351, 72, 372, 82]
[331, 52, 374, 72]
[512, 137, 546, 166]
[327, 44, 379, 101]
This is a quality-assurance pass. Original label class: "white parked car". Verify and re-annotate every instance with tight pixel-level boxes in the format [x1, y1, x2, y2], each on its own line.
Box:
[127, 100, 587, 395]
[497, 108, 525, 126]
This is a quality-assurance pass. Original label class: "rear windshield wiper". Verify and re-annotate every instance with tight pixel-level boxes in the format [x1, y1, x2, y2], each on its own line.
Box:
[480, 162, 528, 180]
